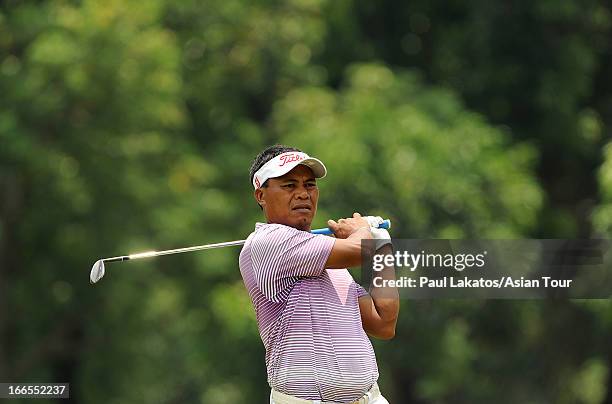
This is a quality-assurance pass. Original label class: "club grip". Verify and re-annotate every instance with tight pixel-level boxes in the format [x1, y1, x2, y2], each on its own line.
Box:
[311, 219, 391, 235]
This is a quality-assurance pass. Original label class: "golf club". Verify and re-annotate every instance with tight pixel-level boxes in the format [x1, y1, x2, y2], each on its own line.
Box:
[90, 219, 391, 284]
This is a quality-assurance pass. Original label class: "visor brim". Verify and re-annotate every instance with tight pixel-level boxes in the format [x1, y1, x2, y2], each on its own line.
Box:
[296, 158, 327, 179]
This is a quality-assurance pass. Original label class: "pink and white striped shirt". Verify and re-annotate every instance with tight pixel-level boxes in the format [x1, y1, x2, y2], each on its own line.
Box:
[239, 223, 379, 403]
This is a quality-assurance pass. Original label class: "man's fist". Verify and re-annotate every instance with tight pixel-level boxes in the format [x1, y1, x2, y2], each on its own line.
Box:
[327, 212, 370, 239]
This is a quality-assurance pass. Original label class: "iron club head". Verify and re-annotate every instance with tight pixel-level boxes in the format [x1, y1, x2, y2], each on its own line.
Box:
[90, 259, 105, 284]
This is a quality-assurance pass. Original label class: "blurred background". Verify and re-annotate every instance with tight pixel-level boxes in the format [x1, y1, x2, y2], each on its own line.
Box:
[2, 0, 612, 402]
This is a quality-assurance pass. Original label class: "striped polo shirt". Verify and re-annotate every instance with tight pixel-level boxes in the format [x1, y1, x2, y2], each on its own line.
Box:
[239, 222, 379, 403]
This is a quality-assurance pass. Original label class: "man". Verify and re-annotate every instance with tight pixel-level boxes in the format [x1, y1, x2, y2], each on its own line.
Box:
[239, 145, 399, 404]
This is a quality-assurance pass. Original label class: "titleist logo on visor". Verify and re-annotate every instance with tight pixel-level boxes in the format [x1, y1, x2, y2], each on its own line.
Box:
[278, 153, 306, 166]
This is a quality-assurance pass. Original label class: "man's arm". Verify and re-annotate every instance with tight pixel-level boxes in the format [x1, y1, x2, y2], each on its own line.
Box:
[358, 244, 399, 339]
[324, 213, 373, 269]
[324, 213, 400, 338]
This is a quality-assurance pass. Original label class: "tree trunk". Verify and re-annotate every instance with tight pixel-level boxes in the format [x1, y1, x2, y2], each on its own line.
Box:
[0, 171, 25, 379]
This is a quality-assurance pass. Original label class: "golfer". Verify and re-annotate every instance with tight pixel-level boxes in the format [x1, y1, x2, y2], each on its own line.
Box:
[240, 145, 399, 404]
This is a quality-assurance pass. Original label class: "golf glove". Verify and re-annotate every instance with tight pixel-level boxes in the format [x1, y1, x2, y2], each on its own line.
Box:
[364, 215, 385, 228]
[364, 216, 392, 251]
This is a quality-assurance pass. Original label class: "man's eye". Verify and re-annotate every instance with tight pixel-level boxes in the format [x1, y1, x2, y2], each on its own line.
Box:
[306, 183, 317, 188]
[282, 184, 295, 189]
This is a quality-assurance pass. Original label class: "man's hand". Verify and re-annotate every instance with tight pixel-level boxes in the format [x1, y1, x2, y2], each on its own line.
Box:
[327, 212, 370, 239]
[324, 213, 372, 268]
[363, 215, 385, 228]
[365, 215, 392, 251]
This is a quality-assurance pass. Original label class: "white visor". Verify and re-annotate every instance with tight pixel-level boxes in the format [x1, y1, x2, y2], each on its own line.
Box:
[253, 151, 327, 189]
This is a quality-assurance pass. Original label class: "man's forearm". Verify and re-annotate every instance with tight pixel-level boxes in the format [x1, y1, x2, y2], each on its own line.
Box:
[325, 226, 373, 269]
[348, 226, 373, 240]
[370, 245, 400, 321]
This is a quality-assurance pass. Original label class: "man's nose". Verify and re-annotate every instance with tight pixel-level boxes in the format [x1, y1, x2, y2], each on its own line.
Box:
[295, 185, 309, 199]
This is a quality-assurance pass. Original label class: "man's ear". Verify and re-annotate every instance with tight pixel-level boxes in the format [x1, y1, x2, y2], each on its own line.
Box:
[254, 188, 265, 208]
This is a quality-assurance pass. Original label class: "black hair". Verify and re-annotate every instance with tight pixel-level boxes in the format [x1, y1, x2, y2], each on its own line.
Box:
[249, 144, 302, 187]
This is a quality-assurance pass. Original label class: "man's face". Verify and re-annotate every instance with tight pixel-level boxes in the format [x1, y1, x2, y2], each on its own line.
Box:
[255, 164, 319, 231]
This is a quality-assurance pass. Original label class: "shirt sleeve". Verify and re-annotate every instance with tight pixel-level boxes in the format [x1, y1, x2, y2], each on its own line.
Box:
[355, 282, 370, 298]
[250, 224, 335, 302]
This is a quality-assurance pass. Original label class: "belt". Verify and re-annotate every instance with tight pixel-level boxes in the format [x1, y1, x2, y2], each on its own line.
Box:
[271, 382, 381, 404]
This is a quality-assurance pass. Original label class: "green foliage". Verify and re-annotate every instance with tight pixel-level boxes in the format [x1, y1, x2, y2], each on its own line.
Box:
[273, 64, 542, 237]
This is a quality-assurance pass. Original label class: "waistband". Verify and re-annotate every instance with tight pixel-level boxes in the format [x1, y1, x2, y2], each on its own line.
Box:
[271, 382, 381, 404]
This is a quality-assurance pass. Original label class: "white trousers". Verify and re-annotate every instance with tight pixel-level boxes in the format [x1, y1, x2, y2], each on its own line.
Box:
[269, 382, 390, 404]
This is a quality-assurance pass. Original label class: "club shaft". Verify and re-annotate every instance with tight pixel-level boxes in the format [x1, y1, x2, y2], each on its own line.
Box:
[101, 219, 391, 262]
[132, 240, 246, 260]
[103, 256, 129, 263]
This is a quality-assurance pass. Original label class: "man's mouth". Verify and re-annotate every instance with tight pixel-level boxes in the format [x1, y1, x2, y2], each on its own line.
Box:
[292, 204, 312, 213]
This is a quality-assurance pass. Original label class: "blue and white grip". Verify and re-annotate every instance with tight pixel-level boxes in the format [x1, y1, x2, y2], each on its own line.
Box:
[311, 219, 391, 235]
